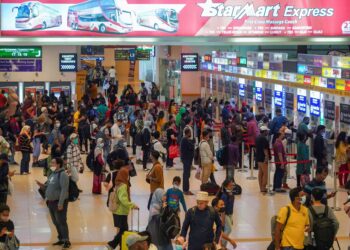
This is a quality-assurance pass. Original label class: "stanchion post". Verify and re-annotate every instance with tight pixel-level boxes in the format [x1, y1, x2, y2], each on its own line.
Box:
[238, 141, 247, 173]
[266, 160, 275, 196]
[332, 158, 341, 211]
[247, 147, 257, 180]
[311, 158, 316, 179]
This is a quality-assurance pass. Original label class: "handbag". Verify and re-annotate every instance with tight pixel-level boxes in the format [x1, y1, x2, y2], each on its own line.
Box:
[129, 162, 137, 177]
[169, 144, 179, 159]
[1, 235, 20, 250]
[195, 168, 201, 180]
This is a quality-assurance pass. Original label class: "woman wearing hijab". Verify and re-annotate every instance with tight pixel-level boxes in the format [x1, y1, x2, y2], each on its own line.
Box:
[107, 168, 138, 250]
[93, 138, 105, 194]
[18, 125, 32, 175]
[146, 151, 164, 210]
[147, 188, 173, 250]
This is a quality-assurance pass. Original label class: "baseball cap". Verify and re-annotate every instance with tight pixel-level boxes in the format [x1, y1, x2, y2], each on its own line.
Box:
[126, 234, 148, 247]
[260, 126, 270, 131]
[196, 191, 209, 201]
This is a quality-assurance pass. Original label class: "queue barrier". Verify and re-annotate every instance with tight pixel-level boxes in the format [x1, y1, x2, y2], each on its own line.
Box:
[266, 159, 313, 196]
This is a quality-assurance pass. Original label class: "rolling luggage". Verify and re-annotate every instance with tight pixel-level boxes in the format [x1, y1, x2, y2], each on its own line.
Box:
[200, 182, 220, 196]
[121, 209, 140, 250]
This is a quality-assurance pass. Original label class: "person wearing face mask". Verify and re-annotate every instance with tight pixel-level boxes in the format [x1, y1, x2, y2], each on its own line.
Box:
[48, 121, 62, 147]
[165, 176, 187, 214]
[313, 125, 327, 169]
[18, 125, 32, 175]
[297, 117, 313, 140]
[274, 187, 309, 250]
[92, 138, 105, 194]
[0, 204, 18, 246]
[216, 179, 235, 248]
[305, 188, 339, 250]
[211, 198, 237, 249]
[36, 157, 71, 249]
[177, 191, 222, 250]
[66, 133, 84, 184]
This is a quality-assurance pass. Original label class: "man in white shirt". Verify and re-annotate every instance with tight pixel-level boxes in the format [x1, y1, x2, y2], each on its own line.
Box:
[151, 131, 166, 164]
[111, 119, 123, 149]
[108, 66, 116, 84]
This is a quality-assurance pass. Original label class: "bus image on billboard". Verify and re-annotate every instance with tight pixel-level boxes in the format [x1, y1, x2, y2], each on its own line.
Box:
[12, 1, 62, 30]
[137, 8, 178, 32]
[67, 0, 133, 34]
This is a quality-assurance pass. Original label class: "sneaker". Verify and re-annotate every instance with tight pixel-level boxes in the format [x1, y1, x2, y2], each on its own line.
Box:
[282, 184, 291, 190]
[105, 244, 114, 250]
[62, 241, 71, 249]
[52, 241, 64, 246]
[136, 160, 142, 165]
[143, 168, 150, 171]
[10, 161, 18, 165]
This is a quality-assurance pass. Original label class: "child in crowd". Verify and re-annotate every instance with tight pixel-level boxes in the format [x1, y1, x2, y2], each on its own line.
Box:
[165, 176, 187, 213]
[0, 204, 18, 246]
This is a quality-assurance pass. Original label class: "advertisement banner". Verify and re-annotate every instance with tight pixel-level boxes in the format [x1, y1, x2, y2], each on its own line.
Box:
[340, 104, 350, 125]
[324, 100, 335, 120]
[0, 59, 42, 72]
[1, 0, 350, 37]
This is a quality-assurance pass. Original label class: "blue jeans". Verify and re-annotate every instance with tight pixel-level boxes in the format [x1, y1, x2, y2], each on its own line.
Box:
[20, 152, 30, 174]
[47, 200, 69, 242]
[273, 165, 285, 190]
[182, 159, 192, 192]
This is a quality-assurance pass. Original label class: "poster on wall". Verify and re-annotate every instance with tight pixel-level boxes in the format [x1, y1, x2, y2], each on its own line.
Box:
[285, 92, 294, 110]
[265, 88, 272, 105]
[310, 91, 321, 117]
[340, 103, 350, 125]
[324, 100, 335, 120]
[1, 0, 350, 37]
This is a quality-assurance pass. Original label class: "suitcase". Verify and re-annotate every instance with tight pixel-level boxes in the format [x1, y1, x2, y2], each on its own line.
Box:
[200, 182, 220, 196]
[121, 209, 140, 250]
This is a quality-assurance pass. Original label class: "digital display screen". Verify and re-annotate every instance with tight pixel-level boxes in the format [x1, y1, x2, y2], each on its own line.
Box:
[274, 90, 283, 107]
[265, 88, 272, 105]
[135, 48, 151, 60]
[59, 53, 77, 72]
[340, 104, 350, 125]
[181, 53, 199, 71]
[115, 49, 130, 61]
[0, 46, 42, 58]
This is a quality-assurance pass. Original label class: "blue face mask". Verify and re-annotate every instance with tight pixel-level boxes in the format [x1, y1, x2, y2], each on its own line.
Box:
[73, 138, 79, 145]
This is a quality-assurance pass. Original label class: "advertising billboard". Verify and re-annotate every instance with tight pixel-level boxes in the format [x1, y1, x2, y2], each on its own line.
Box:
[297, 88, 307, 113]
[1, 0, 350, 37]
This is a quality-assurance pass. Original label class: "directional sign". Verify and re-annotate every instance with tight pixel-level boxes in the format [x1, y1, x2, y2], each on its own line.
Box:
[0, 47, 42, 58]
[59, 53, 77, 72]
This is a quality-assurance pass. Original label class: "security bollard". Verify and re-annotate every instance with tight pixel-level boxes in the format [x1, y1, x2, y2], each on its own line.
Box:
[238, 141, 248, 173]
[332, 158, 341, 211]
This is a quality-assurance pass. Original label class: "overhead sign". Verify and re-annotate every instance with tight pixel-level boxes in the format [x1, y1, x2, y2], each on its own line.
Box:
[274, 84, 283, 107]
[181, 53, 199, 71]
[1, 0, 350, 37]
[255, 81, 262, 102]
[297, 88, 307, 113]
[59, 53, 77, 72]
[0, 46, 42, 58]
[135, 48, 151, 60]
[310, 91, 321, 117]
[115, 49, 130, 61]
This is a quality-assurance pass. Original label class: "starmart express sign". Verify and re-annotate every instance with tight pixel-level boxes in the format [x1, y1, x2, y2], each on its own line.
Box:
[1, 0, 350, 37]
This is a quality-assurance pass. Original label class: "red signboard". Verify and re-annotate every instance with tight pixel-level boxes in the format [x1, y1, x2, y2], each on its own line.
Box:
[1, 0, 350, 37]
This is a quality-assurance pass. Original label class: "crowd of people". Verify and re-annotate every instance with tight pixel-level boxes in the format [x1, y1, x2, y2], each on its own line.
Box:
[0, 76, 348, 250]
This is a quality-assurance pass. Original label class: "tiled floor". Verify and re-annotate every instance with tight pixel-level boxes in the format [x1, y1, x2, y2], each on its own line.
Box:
[7, 153, 350, 250]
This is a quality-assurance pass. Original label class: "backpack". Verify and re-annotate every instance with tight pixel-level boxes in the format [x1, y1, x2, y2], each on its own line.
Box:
[108, 185, 120, 212]
[268, 206, 291, 250]
[194, 141, 204, 166]
[190, 206, 216, 225]
[86, 150, 95, 171]
[57, 171, 79, 202]
[68, 179, 79, 202]
[160, 206, 181, 239]
[216, 147, 226, 166]
[309, 206, 336, 249]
